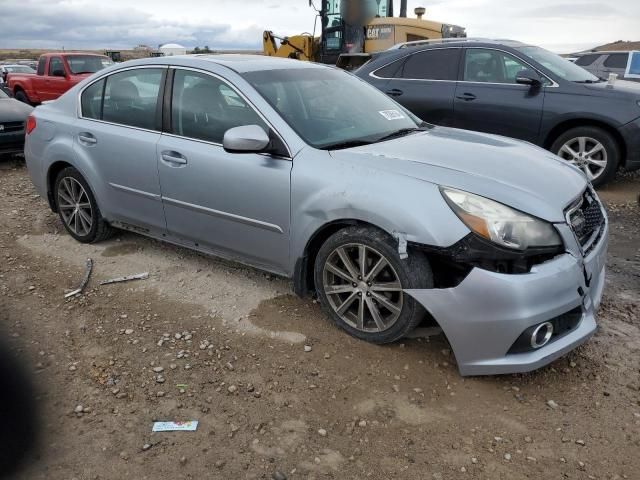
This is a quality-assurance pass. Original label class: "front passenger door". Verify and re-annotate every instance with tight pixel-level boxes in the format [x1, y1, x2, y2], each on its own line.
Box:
[453, 48, 544, 142]
[157, 69, 292, 274]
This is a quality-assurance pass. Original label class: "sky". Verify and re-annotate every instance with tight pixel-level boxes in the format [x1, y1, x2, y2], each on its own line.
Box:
[0, 0, 637, 54]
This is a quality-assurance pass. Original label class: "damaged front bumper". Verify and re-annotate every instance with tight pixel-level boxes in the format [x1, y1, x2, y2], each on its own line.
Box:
[406, 222, 608, 376]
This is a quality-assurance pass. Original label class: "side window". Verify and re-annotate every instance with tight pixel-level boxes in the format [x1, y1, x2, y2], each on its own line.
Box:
[400, 49, 460, 80]
[37, 58, 46, 75]
[102, 69, 163, 130]
[603, 53, 628, 69]
[49, 57, 64, 76]
[171, 69, 268, 144]
[463, 49, 529, 84]
[81, 79, 105, 120]
[575, 54, 600, 67]
[374, 58, 405, 79]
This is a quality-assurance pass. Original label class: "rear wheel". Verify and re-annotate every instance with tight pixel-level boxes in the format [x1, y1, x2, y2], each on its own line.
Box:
[314, 226, 432, 344]
[54, 167, 113, 243]
[551, 126, 619, 187]
[13, 90, 31, 105]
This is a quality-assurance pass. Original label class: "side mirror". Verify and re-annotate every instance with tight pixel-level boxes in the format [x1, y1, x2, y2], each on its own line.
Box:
[223, 125, 270, 154]
[515, 68, 541, 86]
[52, 69, 66, 77]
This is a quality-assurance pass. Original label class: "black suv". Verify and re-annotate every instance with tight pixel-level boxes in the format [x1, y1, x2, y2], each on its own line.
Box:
[356, 39, 640, 186]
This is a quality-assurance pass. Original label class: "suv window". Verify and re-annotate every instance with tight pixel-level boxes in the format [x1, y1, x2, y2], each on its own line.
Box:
[81, 79, 105, 120]
[400, 48, 460, 80]
[171, 69, 268, 144]
[49, 57, 64, 76]
[37, 58, 46, 75]
[603, 53, 629, 69]
[102, 69, 164, 130]
[463, 49, 529, 84]
[575, 54, 601, 66]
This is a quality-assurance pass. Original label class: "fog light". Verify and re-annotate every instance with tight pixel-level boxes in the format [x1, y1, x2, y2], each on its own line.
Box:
[530, 322, 554, 349]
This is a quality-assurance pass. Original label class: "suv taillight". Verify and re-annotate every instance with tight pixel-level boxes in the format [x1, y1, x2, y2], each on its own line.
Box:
[25, 115, 36, 135]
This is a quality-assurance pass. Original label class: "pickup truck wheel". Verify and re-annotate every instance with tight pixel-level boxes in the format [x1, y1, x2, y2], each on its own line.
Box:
[314, 226, 433, 344]
[551, 126, 619, 187]
[54, 167, 114, 243]
[14, 90, 31, 105]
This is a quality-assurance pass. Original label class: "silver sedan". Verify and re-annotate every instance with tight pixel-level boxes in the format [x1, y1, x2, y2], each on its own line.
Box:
[24, 55, 608, 375]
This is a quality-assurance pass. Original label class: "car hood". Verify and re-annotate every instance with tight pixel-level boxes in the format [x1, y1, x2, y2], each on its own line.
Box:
[329, 127, 587, 222]
[0, 98, 33, 122]
[583, 78, 640, 94]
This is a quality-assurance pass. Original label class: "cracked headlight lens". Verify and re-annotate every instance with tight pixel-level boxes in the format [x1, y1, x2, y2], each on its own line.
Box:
[441, 187, 562, 250]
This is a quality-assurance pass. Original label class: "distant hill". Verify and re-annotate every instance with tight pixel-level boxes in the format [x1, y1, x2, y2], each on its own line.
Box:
[587, 40, 640, 52]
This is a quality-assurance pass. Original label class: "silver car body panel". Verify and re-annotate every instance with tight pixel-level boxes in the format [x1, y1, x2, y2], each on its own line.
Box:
[24, 54, 607, 376]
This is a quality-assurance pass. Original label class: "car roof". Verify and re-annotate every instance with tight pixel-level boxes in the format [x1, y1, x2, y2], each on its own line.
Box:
[119, 54, 329, 74]
[389, 38, 530, 50]
[580, 50, 630, 55]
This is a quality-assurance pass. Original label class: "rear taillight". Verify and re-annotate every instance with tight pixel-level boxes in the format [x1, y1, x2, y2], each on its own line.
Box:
[25, 115, 36, 135]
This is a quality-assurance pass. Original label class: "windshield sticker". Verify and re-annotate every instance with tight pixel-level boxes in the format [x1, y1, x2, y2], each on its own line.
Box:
[379, 110, 405, 120]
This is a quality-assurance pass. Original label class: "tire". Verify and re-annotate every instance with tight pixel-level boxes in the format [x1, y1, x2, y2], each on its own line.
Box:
[13, 90, 31, 105]
[54, 167, 114, 243]
[550, 126, 619, 187]
[314, 226, 433, 344]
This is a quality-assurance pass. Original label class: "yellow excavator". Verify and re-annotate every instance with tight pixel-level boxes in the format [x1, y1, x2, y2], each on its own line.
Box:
[263, 0, 466, 70]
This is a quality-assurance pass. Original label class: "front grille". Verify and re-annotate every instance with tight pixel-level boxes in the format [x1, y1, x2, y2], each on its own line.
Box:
[567, 189, 605, 253]
[0, 121, 24, 133]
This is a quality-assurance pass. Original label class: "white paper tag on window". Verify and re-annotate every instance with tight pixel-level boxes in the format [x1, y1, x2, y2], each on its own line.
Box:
[378, 110, 405, 120]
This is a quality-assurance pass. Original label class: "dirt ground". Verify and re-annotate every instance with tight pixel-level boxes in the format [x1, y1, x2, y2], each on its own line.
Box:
[1, 159, 638, 480]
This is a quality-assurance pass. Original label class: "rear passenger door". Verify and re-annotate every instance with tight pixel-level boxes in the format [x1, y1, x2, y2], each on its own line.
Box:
[156, 68, 292, 274]
[452, 48, 545, 143]
[377, 48, 461, 126]
[73, 67, 168, 235]
[601, 53, 629, 79]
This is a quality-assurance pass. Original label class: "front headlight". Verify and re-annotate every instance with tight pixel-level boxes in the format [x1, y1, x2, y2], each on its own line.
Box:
[441, 187, 562, 250]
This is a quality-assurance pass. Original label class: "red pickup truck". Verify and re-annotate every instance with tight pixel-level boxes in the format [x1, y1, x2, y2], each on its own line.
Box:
[7, 53, 113, 105]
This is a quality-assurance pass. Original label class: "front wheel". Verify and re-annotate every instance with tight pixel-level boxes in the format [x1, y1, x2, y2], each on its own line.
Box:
[551, 126, 619, 187]
[314, 226, 433, 344]
[54, 167, 113, 243]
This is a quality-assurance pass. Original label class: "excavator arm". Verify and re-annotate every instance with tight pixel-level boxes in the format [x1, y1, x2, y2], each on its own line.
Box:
[262, 31, 316, 61]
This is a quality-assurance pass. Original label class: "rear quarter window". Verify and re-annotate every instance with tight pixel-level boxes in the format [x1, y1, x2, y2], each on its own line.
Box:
[574, 54, 601, 67]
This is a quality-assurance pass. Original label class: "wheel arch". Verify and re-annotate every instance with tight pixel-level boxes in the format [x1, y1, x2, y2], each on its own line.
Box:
[46, 160, 75, 212]
[293, 219, 390, 297]
[544, 118, 626, 167]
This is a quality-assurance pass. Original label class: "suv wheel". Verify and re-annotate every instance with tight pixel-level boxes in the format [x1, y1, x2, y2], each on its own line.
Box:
[54, 167, 114, 243]
[551, 126, 619, 187]
[314, 226, 432, 344]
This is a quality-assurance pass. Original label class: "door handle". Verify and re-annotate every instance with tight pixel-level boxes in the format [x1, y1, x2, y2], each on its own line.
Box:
[456, 93, 477, 101]
[161, 151, 188, 166]
[385, 88, 404, 97]
[78, 133, 97, 145]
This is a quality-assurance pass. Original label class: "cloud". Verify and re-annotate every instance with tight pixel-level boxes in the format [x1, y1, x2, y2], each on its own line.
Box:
[0, 0, 638, 53]
[0, 0, 264, 50]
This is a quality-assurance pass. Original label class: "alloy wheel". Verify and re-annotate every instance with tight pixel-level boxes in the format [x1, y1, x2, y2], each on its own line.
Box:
[57, 177, 93, 237]
[322, 243, 403, 333]
[557, 136, 607, 182]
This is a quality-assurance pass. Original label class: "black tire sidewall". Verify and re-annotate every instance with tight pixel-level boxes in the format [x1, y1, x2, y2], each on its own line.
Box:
[551, 126, 619, 187]
[54, 167, 103, 243]
[14, 91, 30, 104]
[314, 226, 433, 344]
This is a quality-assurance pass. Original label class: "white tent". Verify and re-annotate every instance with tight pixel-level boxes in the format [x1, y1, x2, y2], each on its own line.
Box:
[159, 43, 188, 56]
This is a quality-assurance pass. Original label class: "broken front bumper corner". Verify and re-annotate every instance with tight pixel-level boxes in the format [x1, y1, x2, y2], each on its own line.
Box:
[406, 224, 608, 376]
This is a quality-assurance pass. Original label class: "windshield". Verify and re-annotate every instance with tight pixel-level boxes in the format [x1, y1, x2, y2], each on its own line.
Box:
[243, 68, 422, 149]
[517, 46, 600, 82]
[5, 66, 35, 74]
[66, 56, 114, 74]
[0, 89, 8, 99]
